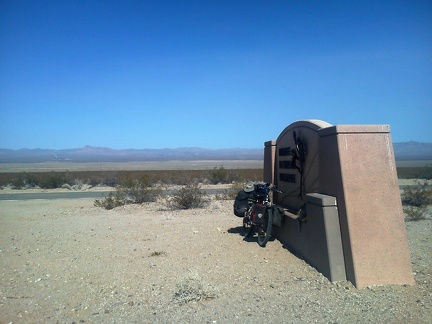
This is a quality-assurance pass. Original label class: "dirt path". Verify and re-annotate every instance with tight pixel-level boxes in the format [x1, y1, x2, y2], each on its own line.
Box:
[1, 198, 431, 323]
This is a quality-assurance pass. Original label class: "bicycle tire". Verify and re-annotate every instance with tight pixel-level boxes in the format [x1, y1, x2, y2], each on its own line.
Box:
[257, 209, 273, 247]
[242, 216, 254, 237]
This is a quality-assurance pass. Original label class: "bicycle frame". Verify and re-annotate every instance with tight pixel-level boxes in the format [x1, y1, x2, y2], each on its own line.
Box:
[242, 183, 281, 247]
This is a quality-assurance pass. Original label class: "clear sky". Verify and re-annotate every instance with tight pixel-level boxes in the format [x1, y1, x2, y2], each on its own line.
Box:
[1, 0, 431, 150]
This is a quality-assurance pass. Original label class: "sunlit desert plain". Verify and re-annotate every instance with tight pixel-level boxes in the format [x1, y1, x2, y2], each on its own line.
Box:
[0, 161, 431, 323]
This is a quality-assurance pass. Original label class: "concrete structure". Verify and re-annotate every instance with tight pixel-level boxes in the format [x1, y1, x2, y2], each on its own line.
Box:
[264, 120, 414, 288]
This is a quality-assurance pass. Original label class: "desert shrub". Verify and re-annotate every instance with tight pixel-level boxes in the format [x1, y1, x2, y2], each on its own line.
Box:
[102, 175, 119, 187]
[8, 173, 39, 189]
[0, 168, 262, 188]
[61, 183, 72, 190]
[118, 175, 163, 204]
[94, 191, 125, 210]
[39, 173, 67, 189]
[209, 166, 228, 184]
[170, 174, 203, 186]
[420, 166, 432, 180]
[215, 182, 246, 200]
[401, 181, 432, 207]
[168, 183, 209, 209]
[94, 176, 163, 210]
[87, 177, 100, 187]
[10, 174, 25, 189]
[174, 273, 215, 305]
[214, 189, 236, 200]
[208, 166, 240, 184]
[397, 166, 432, 179]
[403, 206, 427, 221]
[401, 181, 432, 221]
[25, 174, 39, 188]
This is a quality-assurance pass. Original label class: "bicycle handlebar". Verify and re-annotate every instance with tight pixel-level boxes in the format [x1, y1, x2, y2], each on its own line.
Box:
[265, 183, 284, 194]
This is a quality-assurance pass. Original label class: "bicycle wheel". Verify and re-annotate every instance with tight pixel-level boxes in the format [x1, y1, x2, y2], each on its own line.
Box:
[242, 216, 254, 237]
[257, 209, 273, 247]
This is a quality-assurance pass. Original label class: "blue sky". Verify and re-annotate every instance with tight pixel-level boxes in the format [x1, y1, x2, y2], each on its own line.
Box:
[1, 0, 431, 149]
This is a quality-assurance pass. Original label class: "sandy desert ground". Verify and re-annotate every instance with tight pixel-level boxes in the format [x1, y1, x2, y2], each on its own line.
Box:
[0, 190, 431, 323]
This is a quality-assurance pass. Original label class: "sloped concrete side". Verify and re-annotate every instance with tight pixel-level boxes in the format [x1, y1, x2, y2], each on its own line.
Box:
[318, 125, 414, 288]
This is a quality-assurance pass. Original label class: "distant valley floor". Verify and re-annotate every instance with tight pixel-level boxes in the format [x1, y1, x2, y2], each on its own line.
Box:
[0, 160, 431, 173]
[0, 160, 264, 172]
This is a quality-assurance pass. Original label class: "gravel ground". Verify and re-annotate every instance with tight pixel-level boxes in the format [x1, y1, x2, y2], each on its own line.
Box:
[0, 196, 431, 323]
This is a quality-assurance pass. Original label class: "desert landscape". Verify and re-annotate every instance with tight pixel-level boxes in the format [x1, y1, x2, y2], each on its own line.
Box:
[3, 1, 431, 321]
[0, 180, 431, 323]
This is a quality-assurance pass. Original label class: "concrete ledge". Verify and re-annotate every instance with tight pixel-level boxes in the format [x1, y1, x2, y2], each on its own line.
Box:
[264, 140, 276, 147]
[306, 193, 337, 206]
[318, 124, 390, 137]
[305, 193, 346, 282]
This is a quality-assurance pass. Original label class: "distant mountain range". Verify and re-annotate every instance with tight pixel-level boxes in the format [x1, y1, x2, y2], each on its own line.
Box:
[0, 142, 431, 163]
[392, 142, 432, 161]
[0, 146, 263, 163]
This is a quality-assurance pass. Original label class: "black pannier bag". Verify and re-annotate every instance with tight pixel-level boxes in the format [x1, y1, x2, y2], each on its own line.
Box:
[233, 189, 254, 217]
[272, 206, 284, 227]
[251, 203, 267, 224]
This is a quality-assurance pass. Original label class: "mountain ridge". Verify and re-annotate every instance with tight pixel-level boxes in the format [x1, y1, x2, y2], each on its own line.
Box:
[0, 142, 431, 163]
[0, 146, 264, 163]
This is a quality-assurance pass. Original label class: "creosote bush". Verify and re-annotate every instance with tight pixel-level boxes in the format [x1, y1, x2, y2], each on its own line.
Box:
[168, 183, 209, 209]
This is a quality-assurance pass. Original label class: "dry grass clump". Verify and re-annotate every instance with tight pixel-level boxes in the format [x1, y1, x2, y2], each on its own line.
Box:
[173, 273, 216, 305]
[149, 251, 167, 257]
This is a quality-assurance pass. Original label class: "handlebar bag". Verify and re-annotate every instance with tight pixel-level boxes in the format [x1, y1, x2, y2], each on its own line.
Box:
[233, 190, 254, 217]
[253, 184, 268, 202]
